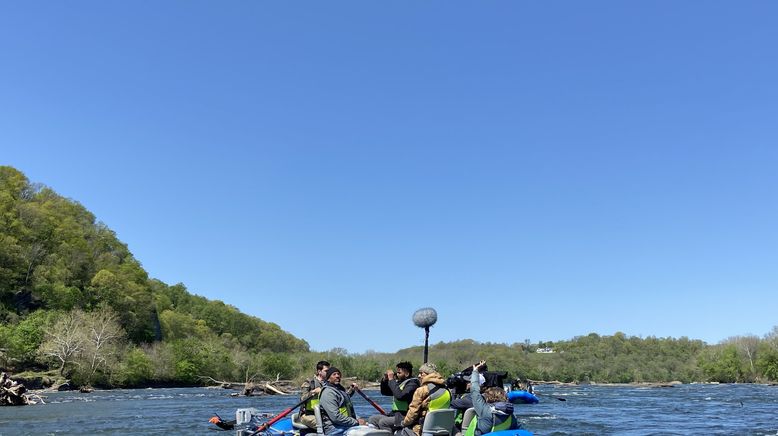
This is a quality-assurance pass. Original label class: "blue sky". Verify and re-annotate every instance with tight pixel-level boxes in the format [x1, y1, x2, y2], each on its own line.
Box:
[2, 1, 777, 353]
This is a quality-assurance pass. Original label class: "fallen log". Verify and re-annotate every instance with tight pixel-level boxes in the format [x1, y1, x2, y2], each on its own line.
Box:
[1, 372, 31, 406]
[262, 382, 288, 395]
[200, 376, 242, 389]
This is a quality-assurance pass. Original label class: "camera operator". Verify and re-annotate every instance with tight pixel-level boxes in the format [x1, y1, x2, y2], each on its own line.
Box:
[367, 361, 420, 431]
[449, 362, 488, 414]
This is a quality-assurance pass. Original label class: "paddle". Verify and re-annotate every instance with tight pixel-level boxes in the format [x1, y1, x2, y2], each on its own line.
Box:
[353, 386, 388, 415]
[534, 391, 566, 402]
[209, 413, 236, 430]
[246, 393, 315, 435]
[519, 379, 566, 402]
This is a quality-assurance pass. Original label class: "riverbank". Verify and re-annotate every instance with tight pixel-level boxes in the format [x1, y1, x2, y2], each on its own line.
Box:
[533, 379, 778, 388]
[11, 368, 381, 398]
[9, 368, 772, 395]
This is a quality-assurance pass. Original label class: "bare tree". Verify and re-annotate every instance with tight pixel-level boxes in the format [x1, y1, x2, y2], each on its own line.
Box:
[38, 308, 126, 383]
[39, 311, 86, 375]
[22, 242, 46, 287]
[81, 306, 125, 383]
[724, 335, 760, 377]
[142, 342, 175, 380]
[742, 337, 759, 375]
[765, 326, 778, 349]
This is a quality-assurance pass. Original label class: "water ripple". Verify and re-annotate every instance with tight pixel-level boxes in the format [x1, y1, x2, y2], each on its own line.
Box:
[0, 385, 777, 435]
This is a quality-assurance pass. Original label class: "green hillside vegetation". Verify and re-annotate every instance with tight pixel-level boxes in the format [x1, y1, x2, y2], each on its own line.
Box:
[342, 330, 778, 385]
[0, 166, 307, 387]
[1, 165, 777, 388]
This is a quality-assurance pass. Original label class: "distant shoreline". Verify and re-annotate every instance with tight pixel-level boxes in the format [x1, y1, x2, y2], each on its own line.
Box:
[532, 380, 778, 387]
[25, 379, 778, 395]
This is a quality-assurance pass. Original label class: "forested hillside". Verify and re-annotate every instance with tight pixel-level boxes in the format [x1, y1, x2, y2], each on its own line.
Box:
[0, 166, 307, 387]
[379, 330, 778, 384]
[1, 166, 776, 388]
[292, 330, 778, 386]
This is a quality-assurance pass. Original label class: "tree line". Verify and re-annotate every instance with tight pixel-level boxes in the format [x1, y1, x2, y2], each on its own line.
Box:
[1, 166, 776, 388]
[0, 166, 307, 387]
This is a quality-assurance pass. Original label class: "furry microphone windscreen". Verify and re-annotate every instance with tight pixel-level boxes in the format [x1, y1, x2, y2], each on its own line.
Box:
[412, 307, 438, 328]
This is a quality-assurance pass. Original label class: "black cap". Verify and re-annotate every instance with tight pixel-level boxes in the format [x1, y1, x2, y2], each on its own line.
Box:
[324, 367, 341, 381]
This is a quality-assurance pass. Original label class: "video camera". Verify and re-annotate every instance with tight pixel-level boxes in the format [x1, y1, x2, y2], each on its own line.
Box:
[445, 364, 508, 396]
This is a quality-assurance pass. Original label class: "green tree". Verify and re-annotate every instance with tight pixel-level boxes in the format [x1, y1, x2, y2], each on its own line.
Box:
[115, 346, 154, 386]
[756, 343, 778, 381]
[260, 353, 296, 380]
[700, 345, 744, 382]
[0, 309, 56, 368]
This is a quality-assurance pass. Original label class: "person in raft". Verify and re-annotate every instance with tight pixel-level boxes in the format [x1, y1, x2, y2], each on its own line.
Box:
[298, 360, 331, 429]
[450, 364, 487, 416]
[368, 361, 420, 431]
[399, 362, 452, 436]
[463, 360, 521, 436]
[319, 367, 367, 435]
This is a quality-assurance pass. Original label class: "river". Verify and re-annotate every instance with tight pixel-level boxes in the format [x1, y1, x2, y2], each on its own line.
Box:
[1, 383, 777, 435]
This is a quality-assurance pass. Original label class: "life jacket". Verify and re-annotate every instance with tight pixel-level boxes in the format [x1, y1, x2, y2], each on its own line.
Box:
[391, 377, 419, 413]
[302, 378, 323, 415]
[320, 385, 355, 421]
[426, 383, 452, 410]
[464, 412, 516, 436]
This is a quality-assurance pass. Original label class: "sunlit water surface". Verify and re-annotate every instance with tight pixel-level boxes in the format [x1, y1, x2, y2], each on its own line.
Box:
[1, 384, 777, 435]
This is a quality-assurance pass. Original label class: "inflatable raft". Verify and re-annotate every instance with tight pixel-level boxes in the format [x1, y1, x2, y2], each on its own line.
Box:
[485, 430, 534, 436]
[507, 390, 539, 404]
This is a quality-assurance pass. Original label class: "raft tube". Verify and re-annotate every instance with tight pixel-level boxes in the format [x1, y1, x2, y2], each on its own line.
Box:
[266, 417, 294, 434]
[485, 430, 533, 436]
[507, 390, 539, 404]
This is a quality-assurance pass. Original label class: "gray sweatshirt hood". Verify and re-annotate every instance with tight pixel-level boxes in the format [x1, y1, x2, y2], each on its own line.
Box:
[491, 401, 515, 415]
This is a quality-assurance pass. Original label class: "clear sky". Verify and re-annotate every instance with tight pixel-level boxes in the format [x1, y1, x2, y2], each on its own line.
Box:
[2, 1, 777, 353]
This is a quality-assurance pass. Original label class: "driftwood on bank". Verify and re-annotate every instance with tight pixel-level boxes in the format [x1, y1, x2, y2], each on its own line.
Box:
[202, 374, 379, 397]
[1, 372, 42, 406]
[260, 382, 288, 395]
[200, 374, 296, 396]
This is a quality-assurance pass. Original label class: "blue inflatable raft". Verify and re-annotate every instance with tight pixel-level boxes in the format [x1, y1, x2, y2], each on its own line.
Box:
[266, 417, 294, 434]
[507, 390, 539, 404]
[485, 430, 534, 436]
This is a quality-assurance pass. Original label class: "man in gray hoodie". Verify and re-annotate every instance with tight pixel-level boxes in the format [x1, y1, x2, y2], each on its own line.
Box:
[319, 367, 367, 435]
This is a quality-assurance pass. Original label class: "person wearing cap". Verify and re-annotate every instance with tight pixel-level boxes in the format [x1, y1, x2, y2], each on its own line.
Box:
[319, 367, 367, 435]
[297, 360, 330, 429]
[400, 362, 452, 436]
[368, 361, 420, 431]
[463, 360, 521, 436]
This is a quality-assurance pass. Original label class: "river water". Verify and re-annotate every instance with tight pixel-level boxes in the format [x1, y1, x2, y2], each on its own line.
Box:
[1, 383, 777, 435]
